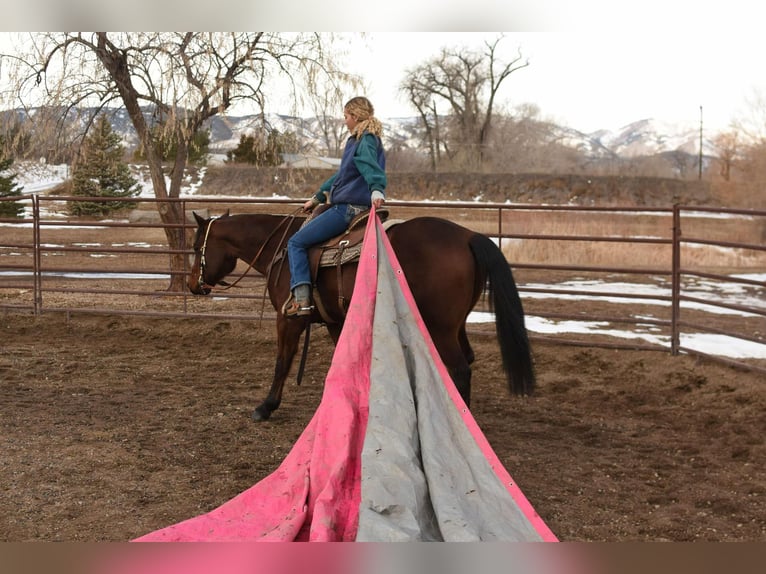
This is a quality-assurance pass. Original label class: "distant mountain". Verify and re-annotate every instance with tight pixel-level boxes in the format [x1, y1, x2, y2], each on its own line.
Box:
[542, 118, 708, 160]
[200, 113, 423, 154]
[200, 114, 711, 160]
[3, 106, 711, 161]
[587, 118, 706, 157]
[96, 108, 421, 155]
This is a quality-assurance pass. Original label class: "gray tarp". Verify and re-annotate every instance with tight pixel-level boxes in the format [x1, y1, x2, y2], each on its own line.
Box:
[356, 218, 553, 541]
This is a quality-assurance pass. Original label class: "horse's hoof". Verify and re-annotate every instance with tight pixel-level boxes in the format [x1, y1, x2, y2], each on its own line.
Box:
[252, 407, 271, 422]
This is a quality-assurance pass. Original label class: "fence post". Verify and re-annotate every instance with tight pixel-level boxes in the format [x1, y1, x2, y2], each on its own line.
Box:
[181, 199, 188, 314]
[671, 204, 681, 355]
[497, 204, 503, 242]
[32, 194, 42, 315]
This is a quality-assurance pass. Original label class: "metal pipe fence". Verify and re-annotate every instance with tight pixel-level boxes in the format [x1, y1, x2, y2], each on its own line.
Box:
[1, 194, 764, 375]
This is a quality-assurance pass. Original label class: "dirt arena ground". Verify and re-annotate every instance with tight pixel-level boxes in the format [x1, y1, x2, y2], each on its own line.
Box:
[1, 309, 764, 542]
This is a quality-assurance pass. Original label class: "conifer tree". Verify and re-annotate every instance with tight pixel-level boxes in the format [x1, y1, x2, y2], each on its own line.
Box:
[226, 129, 296, 166]
[69, 115, 140, 217]
[0, 141, 25, 218]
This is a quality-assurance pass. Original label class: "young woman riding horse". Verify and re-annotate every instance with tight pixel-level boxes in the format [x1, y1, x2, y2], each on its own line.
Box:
[284, 96, 386, 318]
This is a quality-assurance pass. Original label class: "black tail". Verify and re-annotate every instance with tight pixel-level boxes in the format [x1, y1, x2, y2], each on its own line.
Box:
[469, 234, 535, 396]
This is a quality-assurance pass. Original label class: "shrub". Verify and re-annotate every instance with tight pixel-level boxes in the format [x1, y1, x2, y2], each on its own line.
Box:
[69, 115, 141, 217]
[0, 142, 24, 218]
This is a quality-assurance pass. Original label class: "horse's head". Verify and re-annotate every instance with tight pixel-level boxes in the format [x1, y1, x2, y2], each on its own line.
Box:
[188, 210, 238, 295]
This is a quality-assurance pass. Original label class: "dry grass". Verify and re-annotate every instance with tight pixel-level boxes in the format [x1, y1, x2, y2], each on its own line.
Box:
[500, 209, 766, 272]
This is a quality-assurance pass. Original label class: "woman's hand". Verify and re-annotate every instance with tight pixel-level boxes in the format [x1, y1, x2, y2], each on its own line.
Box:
[371, 190, 385, 210]
[302, 198, 319, 212]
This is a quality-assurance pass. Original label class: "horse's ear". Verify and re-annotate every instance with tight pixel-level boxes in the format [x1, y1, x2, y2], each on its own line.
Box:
[193, 211, 206, 226]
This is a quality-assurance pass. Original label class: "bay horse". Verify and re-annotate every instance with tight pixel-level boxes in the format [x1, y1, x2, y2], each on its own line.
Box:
[188, 210, 535, 421]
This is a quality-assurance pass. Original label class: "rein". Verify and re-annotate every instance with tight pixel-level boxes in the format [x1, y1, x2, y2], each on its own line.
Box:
[198, 209, 302, 296]
[196, 215, 219, 291]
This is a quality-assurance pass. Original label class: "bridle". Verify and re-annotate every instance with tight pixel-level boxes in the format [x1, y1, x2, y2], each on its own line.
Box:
[193, 208, 316, 386]
[195, 209, 303, 295]
[195, 215, 218, 293]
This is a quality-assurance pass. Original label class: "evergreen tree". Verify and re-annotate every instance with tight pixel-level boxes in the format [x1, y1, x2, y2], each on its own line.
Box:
[227, 134, 260, 164]
[0, 140, 25, 218]
[69, 115, 141, 217]
[226, 129, 296, 166]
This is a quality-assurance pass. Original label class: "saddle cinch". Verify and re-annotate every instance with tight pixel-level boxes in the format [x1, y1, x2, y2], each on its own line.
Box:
[305, 205, 398, 321]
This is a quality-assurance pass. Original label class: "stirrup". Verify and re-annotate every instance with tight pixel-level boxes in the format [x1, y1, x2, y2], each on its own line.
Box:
[282, 295, 313, 318]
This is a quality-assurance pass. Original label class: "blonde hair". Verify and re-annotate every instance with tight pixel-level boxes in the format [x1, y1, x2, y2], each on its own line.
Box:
[345, 96, 383, 138]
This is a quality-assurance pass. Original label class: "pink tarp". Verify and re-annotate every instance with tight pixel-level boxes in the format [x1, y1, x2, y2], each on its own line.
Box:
[135, 208, 556, 543]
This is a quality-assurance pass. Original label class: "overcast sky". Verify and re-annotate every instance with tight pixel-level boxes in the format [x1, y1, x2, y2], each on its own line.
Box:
[2, 1, 765, 135]
[330, 31, 766, 134]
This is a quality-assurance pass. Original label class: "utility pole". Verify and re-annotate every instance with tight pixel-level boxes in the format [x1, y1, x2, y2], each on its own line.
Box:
[699, 106, 702, 181]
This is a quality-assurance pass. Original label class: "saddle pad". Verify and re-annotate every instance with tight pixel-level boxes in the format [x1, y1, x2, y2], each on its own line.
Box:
[319, 243, 363, 268]
[317, 219, 403, 268]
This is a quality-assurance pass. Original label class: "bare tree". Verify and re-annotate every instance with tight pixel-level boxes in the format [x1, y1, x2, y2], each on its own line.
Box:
[0, 32, 345, 291]
[667, 150, 691, 179]
[308, 77, 362, 157]
[710, 130, 740, 181]
[400, 74, 440, 171]
[727, 88, 766, 206]
[731, 88, 766, 147]
[399, 34, 529, 171]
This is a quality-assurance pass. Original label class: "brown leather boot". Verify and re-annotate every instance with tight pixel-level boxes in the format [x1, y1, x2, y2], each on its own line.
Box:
[283, 296, 313, 318]
[282, 285, 313, 318]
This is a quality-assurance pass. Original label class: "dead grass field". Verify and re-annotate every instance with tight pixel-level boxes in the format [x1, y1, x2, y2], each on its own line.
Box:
[499, 208, 766, 271]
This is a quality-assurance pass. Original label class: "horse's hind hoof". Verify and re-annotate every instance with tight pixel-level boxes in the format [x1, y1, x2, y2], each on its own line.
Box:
[252, 407, 271, 422]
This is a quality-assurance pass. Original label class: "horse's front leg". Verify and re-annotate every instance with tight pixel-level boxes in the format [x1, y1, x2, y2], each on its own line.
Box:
[252, 316, 307, 422]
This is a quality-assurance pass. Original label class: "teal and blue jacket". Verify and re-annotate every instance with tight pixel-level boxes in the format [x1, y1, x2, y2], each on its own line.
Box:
[313, 132, 386, 206]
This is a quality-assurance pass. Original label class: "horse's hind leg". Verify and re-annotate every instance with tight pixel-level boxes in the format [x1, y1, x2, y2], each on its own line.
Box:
[451, 360, 472, 408]
[459, 325, 475, 365]
[252, 317, 306, 422]
[431, 331, 473, 407]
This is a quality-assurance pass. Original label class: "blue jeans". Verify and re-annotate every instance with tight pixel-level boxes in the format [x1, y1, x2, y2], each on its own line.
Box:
[287, 203, 361, 291]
